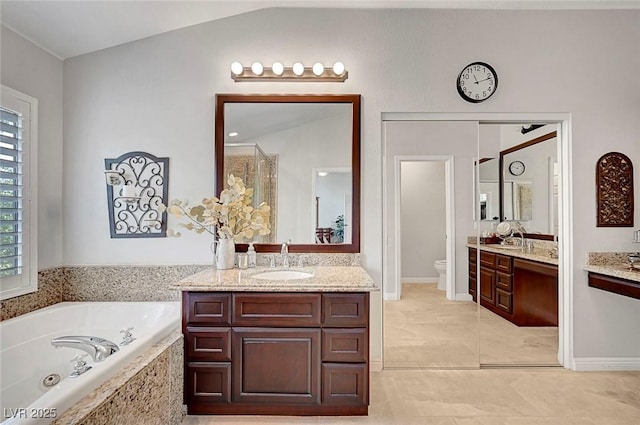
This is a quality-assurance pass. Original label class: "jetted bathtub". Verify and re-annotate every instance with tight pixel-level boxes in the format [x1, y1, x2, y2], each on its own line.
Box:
[0, 302, 180, 424]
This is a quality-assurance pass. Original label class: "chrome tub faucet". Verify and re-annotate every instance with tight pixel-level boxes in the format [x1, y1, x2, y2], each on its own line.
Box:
[51, 336, 120, 362]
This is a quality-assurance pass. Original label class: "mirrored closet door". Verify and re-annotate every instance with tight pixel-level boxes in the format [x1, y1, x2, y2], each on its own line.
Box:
[476, 123, 561, 367]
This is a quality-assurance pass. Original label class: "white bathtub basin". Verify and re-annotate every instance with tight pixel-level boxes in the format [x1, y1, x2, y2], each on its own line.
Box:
[249, 270, 314, 280]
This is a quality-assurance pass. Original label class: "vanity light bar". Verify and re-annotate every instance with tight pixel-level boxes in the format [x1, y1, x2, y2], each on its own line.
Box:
[230, 61, 348, 82]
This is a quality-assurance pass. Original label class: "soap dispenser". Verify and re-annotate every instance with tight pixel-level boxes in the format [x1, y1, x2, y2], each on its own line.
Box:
[247, 242, 256, 268]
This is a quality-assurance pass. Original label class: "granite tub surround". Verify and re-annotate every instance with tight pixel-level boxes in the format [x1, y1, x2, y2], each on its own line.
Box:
[173, 265, 377, 292]
[1, 265, 211, 321]
[467, 239, 558, 266]
[584, 252, 640, 283]
[53, 330, 185, 425]
[0, 267, 66, 321]
[64, 265, 210, 302]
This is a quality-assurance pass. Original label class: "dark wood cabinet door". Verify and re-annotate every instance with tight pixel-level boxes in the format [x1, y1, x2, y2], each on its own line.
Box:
[232, 328, 321, 405]
[479, 266, 496, 305]
[232, 293, 321, 327]
[185, 362, 231, 404]
[321, 363, 368, 406]
[322, 293, 368, 327]
[469, 276, 477, 301]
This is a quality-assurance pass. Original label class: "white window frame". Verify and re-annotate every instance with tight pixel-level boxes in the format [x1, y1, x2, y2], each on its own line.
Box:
[0, 85, 38, 300]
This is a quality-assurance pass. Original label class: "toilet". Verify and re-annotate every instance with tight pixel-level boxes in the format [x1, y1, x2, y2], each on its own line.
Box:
[434, 259, 447, 290]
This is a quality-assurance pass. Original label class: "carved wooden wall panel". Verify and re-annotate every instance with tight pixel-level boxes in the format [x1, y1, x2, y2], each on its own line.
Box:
[596, 152, 634, 227]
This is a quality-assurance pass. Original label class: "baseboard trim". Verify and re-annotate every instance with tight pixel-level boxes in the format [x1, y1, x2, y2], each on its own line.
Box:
[573, 357, 640, 371]
[455, 293, 473, 301]
[383, 292, 399, 301]
[401, 277, 438, 284]
[370, 360, 383, 372]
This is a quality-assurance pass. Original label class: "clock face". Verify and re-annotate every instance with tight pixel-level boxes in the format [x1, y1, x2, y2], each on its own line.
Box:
[457, 62, 498, 103]
[509, 161, 525, 176]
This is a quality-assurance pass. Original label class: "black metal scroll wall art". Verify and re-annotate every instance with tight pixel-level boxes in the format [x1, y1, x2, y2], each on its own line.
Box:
[596, 152, 634, 227]
[104, 151, 169, 238]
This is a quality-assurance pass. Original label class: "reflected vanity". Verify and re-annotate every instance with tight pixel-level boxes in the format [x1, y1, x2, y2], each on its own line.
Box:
[215, 94, 361, 253]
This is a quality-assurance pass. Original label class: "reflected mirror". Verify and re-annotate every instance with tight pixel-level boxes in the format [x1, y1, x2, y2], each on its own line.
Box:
[215, 94, 361, 252]
[499, 129, 558, 235]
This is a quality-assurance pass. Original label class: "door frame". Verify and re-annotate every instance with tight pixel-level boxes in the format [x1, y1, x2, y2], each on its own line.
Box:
[393, 155, 456, 301]
[381, 112, 573, 369]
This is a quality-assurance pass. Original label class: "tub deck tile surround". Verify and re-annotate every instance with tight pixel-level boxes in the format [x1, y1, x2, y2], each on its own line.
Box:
[52, 330, 184, 425]
[0, 268, 66, 321]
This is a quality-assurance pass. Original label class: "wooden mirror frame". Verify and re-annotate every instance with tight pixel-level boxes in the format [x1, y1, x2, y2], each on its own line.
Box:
[498, 130, 557, 241]
[215, 94, 361, 253]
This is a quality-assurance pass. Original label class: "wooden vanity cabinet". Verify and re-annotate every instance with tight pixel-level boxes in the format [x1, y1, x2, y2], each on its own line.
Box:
[182, 291, 369, 416]
[468, 249, 557, 326]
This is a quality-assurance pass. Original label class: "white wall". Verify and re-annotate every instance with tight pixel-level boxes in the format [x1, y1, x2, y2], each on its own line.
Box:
[0, 26, 64, 270]
[400, 161, 446, 280]
[4, 8, 638, 364]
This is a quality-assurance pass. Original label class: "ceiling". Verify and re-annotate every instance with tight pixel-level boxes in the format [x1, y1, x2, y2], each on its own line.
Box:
[1, 0, 639, 60]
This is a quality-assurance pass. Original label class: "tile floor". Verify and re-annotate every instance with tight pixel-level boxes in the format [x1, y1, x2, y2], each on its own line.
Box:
[183, 368, 640, 424]
[182, 283, 639, 424]
[384, 283, 559, 368]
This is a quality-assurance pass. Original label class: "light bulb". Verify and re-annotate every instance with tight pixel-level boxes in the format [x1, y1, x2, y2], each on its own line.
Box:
[251, 61, 263, 76]
[312, 62, 324, 76]
[228, 132, 238, 137]
[272, 62, 284, 76]
[332, 61, 345, 75]
[230, 62, 243, 75]
[292, 62, 305, 76]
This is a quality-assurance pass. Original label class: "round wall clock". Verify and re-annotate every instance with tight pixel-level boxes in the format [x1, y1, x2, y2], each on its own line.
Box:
[456, 62, 498, 103]
[508, 160, 526, 176]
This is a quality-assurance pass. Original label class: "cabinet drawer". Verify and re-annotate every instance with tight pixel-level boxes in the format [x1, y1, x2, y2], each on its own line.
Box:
[495, 288, 512, 314]
[496, 254, 513, 273]
[469, 247, 477, 263]
[322, 329, 368, 363]
[183, 292, 231, 326]
[322, 363, 368, 406]
[233, 293, 321, 327]
[185, 362, 231, 404]
[479, 251, 496, 268]
[322, 293, 368, 327]
[495, 271, 512, 292]
[185, 327, 231, 361]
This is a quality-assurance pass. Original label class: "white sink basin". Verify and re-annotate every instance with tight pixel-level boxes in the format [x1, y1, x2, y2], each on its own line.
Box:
[249, 270, 314, 280]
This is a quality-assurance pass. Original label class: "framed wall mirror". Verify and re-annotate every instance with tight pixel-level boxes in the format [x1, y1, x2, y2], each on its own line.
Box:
[498, 129, 558, 238]
[215, 94, 361, 253]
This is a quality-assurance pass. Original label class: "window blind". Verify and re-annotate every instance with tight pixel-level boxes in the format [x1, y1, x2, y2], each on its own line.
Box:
[0, 107, 23, 277]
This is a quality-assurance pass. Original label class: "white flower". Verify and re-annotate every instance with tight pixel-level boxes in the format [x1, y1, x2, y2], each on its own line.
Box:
[162, 174, 271, 242]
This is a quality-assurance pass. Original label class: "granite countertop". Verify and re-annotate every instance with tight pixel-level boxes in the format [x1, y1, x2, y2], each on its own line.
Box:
[467, 243, 558, 266]
[171, 266, 379, 292]
[584, 252, 640, 283]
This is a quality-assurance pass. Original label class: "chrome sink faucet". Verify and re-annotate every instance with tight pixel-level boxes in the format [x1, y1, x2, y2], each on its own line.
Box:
[51, 336, 120, 362]
[281, 240, 291, 267]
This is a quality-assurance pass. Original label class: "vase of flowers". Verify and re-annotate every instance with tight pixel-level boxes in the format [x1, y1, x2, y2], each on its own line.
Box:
[161, 174, 271, 269]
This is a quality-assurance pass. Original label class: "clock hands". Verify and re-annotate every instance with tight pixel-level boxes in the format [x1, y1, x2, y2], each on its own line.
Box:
[475, 77, 493, 84]
[473, 74, 479, 84]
